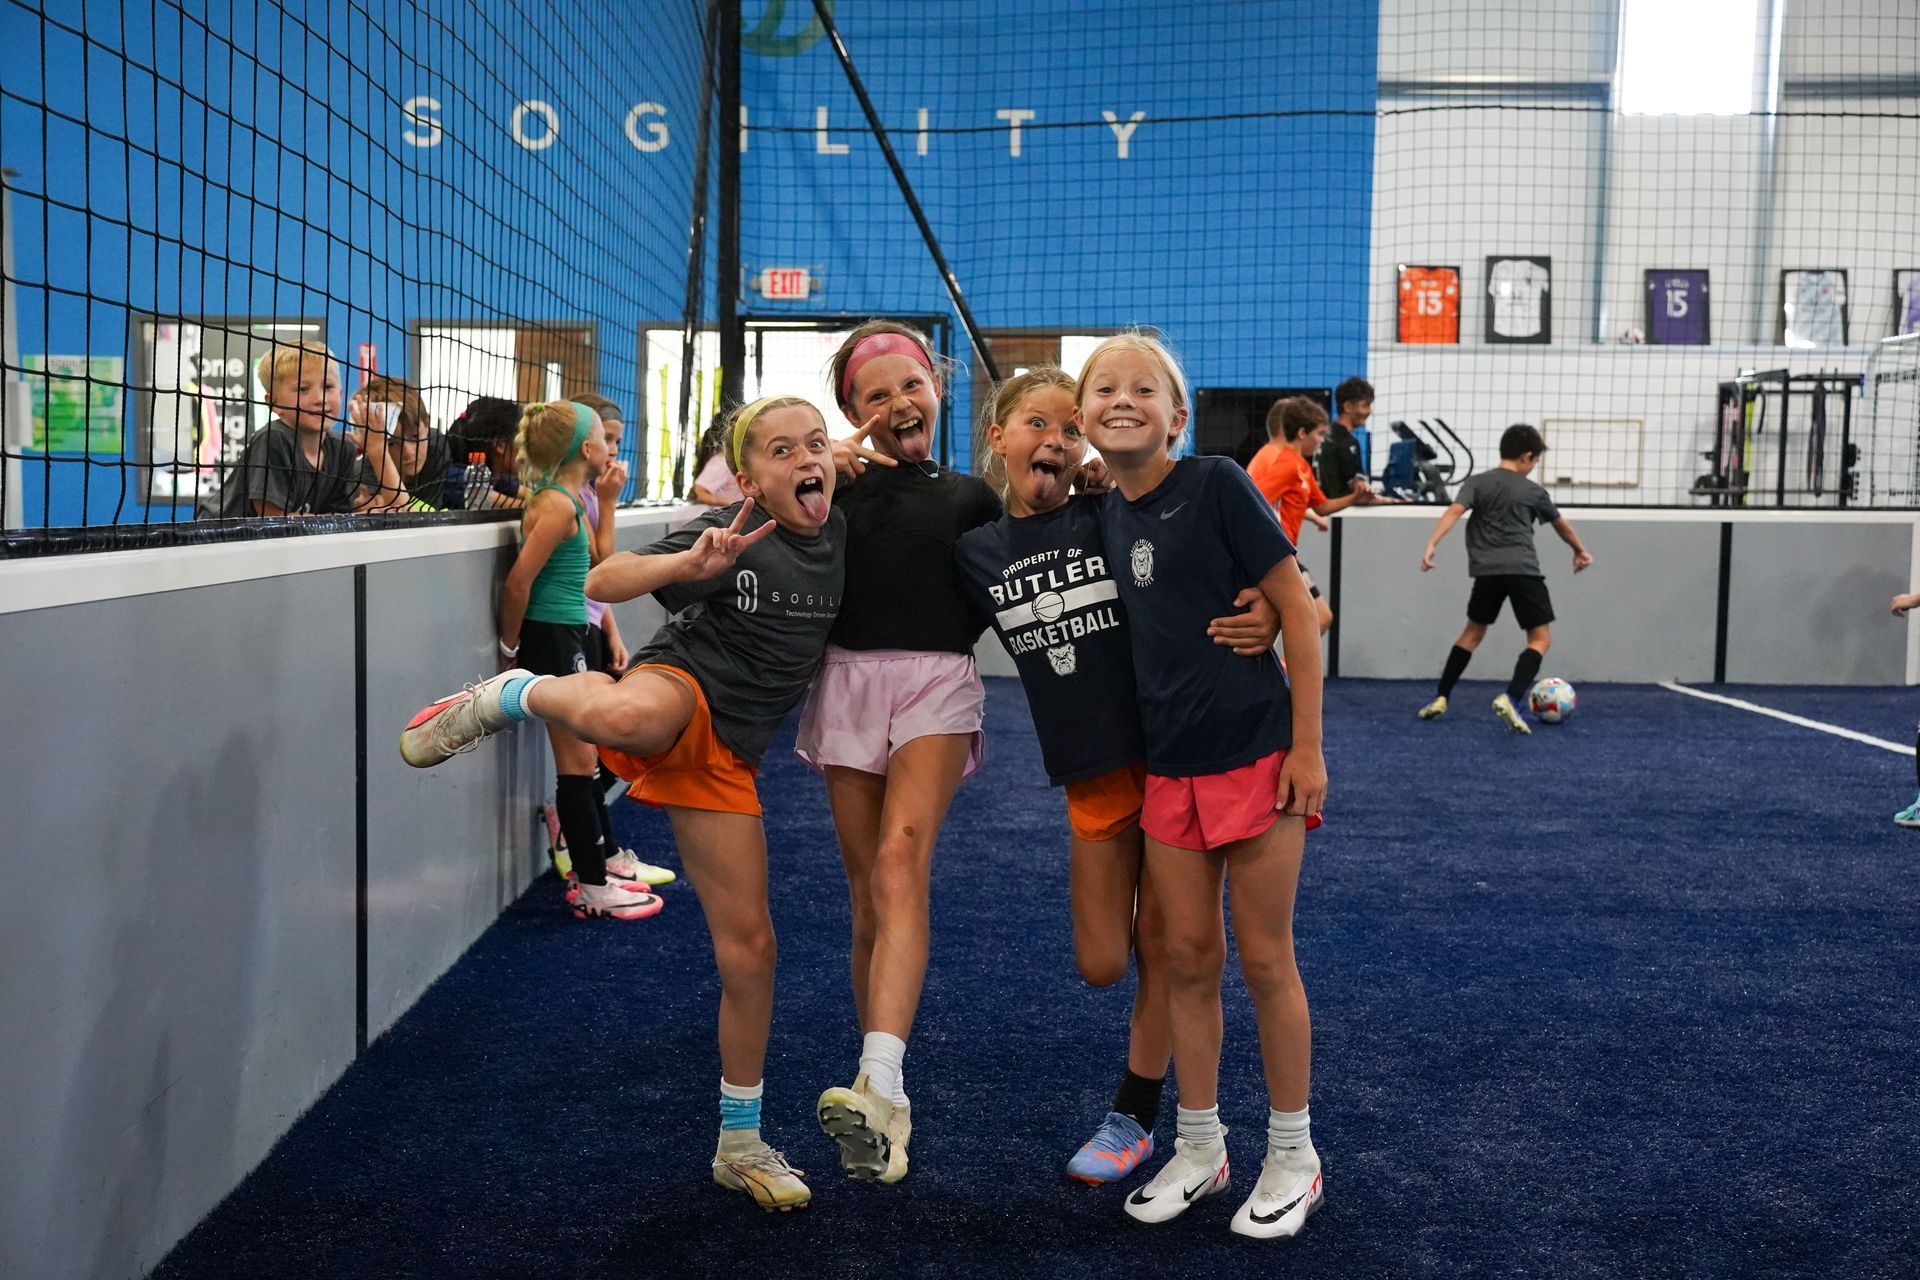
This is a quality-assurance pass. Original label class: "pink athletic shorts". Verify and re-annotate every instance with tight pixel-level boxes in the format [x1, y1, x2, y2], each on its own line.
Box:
[795, 646, 987, 778]
[1142, 749, 1325, 852]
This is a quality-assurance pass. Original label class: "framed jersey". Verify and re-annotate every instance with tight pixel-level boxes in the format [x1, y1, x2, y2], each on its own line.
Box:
[1486, 255, 1551, 344]
[1780, 269, 1848, 347]
[1645, 270, 1709, 345]
[1396, 264, 1461, 344]
[1894, 270, 1920, 337]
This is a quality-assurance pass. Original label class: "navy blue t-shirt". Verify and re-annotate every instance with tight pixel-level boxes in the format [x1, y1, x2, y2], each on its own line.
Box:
[1096, 455, 1297, 777]
[954, 497, 1145, 786]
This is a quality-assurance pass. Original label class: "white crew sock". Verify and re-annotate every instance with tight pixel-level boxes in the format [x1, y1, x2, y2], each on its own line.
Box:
[1176, 1104, 1223, 1152]
[858, 1031, 907, 1107]
[1267, 1105, 1313, 1162]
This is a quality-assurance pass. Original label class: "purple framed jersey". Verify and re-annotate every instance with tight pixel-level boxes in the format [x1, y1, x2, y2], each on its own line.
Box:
[1896, 271, 1920, 337]
[1645, 270, 1709, 345]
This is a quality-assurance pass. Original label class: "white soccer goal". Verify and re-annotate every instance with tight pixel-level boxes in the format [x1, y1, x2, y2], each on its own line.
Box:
[1863, 334, 1920, 506]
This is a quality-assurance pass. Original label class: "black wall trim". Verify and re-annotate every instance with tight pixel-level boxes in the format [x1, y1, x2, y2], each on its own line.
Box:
[353, 565, 369, 1054]
[1714, 523, 1733, 684]
[1327, 517, 1343, 678]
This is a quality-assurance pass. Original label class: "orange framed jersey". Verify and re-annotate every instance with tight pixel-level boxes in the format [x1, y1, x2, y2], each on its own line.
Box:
[1397, 265, 1461, 344]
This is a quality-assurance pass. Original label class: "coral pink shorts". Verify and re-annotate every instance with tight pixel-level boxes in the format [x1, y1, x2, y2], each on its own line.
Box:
[1142, 749, 1325, 852]
[795, 646, 987, 778]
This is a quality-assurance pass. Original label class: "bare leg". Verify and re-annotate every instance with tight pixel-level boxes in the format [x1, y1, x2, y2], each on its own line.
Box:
[824, 765, 886, 1028]
[1525, 623, 1552, 656]
[668, 806, 775, 1087]
[1453, 619, 1489, 652]
[1224, 817, 1310, 1111]
[1141, 836, 1228, 1110]
[1070, 822, 1170, 1076]
[861, 733, 972, 1037]
[527, 668, 693, 756]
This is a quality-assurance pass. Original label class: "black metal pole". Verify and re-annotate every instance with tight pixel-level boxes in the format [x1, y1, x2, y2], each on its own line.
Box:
[808, 0, 999, 385]
[1775, 374, 1788, 508]
[717, 0, 745, 411]
[674, 0, 721, 497]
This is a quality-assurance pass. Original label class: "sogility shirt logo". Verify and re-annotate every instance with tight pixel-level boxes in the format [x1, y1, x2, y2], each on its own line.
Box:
[990, 548, 1122, 668]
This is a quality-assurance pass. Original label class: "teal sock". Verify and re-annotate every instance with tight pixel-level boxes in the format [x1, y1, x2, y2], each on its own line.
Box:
[498, 674, 548, 722]
[719, 1078, 763, 1136]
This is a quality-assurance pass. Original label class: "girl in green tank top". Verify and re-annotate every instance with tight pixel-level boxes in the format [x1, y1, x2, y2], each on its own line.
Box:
[496, 401, 637, 908]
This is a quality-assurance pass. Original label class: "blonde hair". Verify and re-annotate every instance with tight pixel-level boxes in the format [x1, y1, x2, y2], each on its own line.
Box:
[980, 365, 1078, 496]
[1073, 331, 1190, 417]
[826, 319, 954, 411]
[516, 400, 593, 486]
[724, 395, 821, 472]
[255, 339, 339, 395]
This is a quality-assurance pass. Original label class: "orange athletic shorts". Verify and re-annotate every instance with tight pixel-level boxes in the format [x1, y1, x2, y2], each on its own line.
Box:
[1062, 763, 1148, 843]
[597, 664, 762, 817]
[1142, 749, 1324, 852]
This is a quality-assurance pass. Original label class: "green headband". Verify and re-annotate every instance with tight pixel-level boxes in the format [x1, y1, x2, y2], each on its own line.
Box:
[561, 401, 595, 466]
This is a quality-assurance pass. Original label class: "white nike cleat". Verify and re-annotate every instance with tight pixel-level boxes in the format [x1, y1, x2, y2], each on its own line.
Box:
[1229, 1148, 1323, 1239]
[1122, 1132, 1230, 1224]
[399, 670, 530, 767]
[1417, 695, 1448, 720]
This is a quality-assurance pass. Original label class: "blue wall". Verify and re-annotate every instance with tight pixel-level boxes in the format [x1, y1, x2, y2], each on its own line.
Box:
[738, 0, 1379, 461]
[2, 0, 708, 527]
[2, 0, 1375, 528]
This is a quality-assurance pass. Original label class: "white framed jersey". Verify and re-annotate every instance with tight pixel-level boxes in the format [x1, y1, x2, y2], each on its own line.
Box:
[1486, 255, 1551, 344]
[1781, 269, 1848, 347]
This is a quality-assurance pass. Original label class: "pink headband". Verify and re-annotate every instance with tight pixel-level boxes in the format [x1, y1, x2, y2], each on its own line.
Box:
[840, 333, 935, 403]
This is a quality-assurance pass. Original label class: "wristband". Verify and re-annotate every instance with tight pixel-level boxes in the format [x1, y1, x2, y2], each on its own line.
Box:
[498, 638, 520, 660]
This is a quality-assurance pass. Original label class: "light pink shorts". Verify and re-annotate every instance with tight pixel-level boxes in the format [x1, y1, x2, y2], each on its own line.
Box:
[795, 646, 987, 778]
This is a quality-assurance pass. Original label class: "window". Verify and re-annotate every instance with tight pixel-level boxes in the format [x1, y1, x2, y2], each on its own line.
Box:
[1617, 0, 1762, 115]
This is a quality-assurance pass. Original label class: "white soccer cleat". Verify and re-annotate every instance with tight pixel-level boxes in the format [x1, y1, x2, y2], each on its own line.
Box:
[816, 1074, 894, 1180]
[1122, 1132, 1230, 1224]
[605, 848, 676, 887]
[712, 1140, 811, 1212]
[1491, 692, 1532, 735]
[399, 670, 531, 767]
[1229, 1149, 1323, 1239]
[1417, 695, 1449, 720]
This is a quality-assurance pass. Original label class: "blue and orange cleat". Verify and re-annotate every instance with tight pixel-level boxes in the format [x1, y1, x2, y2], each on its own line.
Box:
[1066, 1111, 1154, 1185]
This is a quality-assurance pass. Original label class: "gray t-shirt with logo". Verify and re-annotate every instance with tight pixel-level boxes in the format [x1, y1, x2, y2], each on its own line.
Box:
[629, 502, 845, 766]
[1456, 467, 1560, 578]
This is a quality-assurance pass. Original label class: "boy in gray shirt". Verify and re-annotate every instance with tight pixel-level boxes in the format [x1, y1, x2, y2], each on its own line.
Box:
[1415, 424, 1593, 733]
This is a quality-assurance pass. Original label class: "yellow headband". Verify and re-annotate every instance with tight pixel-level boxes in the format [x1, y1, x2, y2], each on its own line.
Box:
[728, 396, 784, 473]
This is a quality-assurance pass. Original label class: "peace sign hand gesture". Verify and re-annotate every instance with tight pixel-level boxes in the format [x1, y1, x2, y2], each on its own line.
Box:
[682, 498, 779, 580]
[831, 412, 899, 479]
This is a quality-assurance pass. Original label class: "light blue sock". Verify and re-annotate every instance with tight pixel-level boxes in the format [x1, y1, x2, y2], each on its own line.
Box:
[719, 1078, 763, 1142]
[497, 674, 548, 722]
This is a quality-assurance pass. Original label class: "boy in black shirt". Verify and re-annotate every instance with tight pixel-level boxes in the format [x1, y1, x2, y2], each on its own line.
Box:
[197, 341, 358, 519]
[1417, 424, 1594, 732]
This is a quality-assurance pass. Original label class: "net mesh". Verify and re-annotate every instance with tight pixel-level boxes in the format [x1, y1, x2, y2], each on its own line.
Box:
[3, 0, 1919, 546]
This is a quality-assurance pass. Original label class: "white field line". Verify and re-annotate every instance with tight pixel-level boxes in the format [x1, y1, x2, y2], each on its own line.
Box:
[1657, 681, 1909, 755]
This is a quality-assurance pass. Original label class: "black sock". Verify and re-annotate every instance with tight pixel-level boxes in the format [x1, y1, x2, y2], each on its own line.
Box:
[1112, 1069, 1165, 1133]
[594, 781, 619, 858]
[1507, 648, 1544, 703]
[555, 774, 608, 884]
[1438, 644, 1473, 697]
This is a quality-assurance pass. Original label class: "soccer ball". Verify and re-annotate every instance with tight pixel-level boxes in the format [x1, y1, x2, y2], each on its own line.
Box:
[1528, 677, 1577, 724]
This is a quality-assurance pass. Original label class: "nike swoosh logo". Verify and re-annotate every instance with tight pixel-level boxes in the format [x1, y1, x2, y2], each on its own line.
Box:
[1160, 502, 1188, 519]
[1182, 1179, 1209, 1202]
[1250, 1191, 1306, 1224]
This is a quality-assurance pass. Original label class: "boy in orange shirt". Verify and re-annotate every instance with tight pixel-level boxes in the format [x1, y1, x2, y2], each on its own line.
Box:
[1247, 397, 1378, 635]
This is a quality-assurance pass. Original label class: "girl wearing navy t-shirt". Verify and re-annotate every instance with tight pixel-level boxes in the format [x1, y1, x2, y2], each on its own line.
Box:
[954, 368, 1281, 1188]
[798, 320, 1002, 1185]
[1077, 334, 1330, 1241]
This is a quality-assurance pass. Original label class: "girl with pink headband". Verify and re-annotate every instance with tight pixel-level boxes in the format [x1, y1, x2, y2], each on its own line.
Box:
[801, 319, 1002, 1185]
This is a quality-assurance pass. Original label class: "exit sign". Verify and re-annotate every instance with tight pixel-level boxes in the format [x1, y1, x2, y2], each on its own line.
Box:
[757, 267, 814, 301]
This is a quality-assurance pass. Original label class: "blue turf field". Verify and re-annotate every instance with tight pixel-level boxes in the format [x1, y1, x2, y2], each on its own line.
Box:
[154, 678, 1920, 1279]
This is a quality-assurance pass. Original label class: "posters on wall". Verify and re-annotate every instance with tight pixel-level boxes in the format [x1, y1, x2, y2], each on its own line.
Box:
[22, 356, 124, 454]
[1486, 256, 1551, 344]
[1644, 269, 1710, 345]
[1780, 270, 1848, 347]
[1895, 270, 1920, 337]
[1396, 264, 1461, 344]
